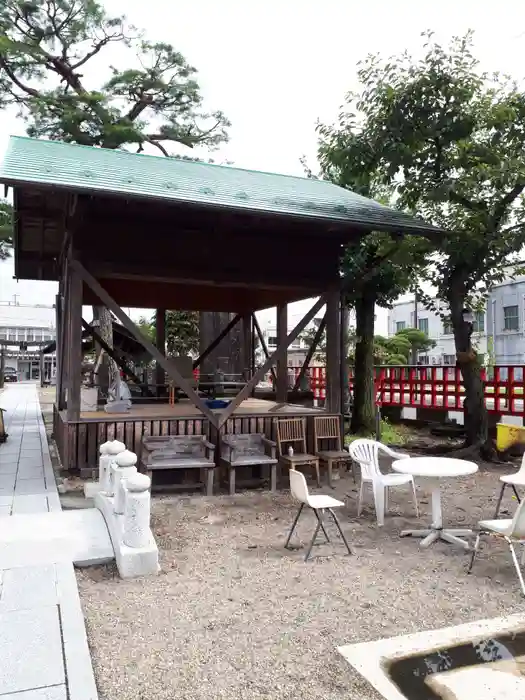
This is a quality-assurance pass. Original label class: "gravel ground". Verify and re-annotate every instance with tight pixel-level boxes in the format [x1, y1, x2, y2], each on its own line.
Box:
[77, 464, 525, 700]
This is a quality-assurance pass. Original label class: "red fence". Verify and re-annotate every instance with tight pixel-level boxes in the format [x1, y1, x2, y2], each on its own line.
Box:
[288, 365, 525, 416]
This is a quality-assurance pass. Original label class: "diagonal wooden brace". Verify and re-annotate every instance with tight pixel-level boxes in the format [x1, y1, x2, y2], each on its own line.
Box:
[70, 259, 219, 428]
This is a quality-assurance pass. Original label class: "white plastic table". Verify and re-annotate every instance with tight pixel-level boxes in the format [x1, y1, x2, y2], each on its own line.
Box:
[392, 457, 478, 549]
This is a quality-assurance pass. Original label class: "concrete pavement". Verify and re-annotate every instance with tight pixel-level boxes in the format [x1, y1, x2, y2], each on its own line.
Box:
[0, 383, 99, 700]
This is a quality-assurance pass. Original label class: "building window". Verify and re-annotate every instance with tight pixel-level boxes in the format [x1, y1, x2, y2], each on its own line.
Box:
[267, 336, 277, 346]
[418, 318, 429, 334]
[443, 354, 456, 365]
[419, 355, 429, 365]
[7, 329, 16, 341]
[503, 305, 519, 331]
[472, 311, 485, 333]
[395, 321, 406, 332]
[443, 318, 453, 335]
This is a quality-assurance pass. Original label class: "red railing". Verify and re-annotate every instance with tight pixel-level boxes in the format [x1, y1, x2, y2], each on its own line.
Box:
[288, 365, 525, 416]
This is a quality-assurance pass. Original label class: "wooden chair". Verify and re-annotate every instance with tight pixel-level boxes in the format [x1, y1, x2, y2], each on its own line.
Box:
[275, 417, 320, 487]
[313, 416, 355, 487]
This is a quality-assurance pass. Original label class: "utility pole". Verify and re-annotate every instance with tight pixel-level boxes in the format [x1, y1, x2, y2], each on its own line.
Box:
[411, 292, 419, 365]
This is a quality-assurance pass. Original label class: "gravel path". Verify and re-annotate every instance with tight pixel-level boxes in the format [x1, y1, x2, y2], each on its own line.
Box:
[77, 465, 525, 700]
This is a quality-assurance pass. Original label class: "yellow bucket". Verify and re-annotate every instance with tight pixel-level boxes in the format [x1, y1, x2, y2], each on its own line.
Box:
[496, 423, 525, 452]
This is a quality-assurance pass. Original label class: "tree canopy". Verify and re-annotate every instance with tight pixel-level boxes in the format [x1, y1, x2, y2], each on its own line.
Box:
[0, 0, 229, 154]
[138, 310, 199, 359]
[317, 30, 525, 452]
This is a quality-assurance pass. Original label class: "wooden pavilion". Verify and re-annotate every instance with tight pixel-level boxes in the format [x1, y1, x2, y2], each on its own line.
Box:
[0, 136, 442, 475]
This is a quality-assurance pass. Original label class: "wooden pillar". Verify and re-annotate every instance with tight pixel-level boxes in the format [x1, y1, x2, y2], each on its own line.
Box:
[276, 304, 288, 403]
[0, 347, 4, 389]
[155, 308, 166, 394]
[241, 314, 252, 381]
[325, 288, 341, 413]
[66, 258, 83, 421]
[39, 351, 45, 388]
[55, 294, 62, 404]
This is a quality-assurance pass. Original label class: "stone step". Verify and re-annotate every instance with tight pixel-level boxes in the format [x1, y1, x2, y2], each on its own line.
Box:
[0, 508, 114, 569]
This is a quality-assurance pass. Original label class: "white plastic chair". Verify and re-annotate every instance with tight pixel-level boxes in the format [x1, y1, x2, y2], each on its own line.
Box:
[493, 453, 525, 518]
[285, 469, 353, 561]
[468, 498, 525, 596]
[348, 439, 419, 526]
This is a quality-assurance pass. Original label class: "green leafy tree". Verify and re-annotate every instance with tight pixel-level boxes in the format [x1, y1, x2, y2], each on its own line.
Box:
[372, 328, 435, 365]
[0, 0, 229, 393]
[331, 30, 525, 455]
[0, 200, 13, 260]
[145, 310, 199, 357]
[0, 1, 229, 153]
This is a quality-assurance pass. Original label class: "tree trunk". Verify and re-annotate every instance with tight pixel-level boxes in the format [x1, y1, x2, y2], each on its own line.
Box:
[350, 294, 376, 434]
[199, 312, 244, 377]
[449, 292, 492, 458]
[93, 306, 119, 397]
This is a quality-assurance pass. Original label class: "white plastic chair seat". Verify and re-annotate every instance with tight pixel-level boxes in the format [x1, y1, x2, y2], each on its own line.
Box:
[479, 519, 513, 535]
[307, 494, 345, 510]
[501, 473, 525, 485]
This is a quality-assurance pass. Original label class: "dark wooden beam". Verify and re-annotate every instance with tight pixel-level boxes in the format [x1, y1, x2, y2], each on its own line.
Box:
[155, 308, 166, 394]
[242, 314, 252, 381]
[252, 313, 276, 383]
[81, 319, 151, 394]
[192, 313, 241, 370]
[276, 304, 288, 403]
[217, 295, 327, 429]
[70, 259, 219, 428]
[66, 256, 83, 421]
[293, 313, 326, 392]
[325, 288, 341, 413]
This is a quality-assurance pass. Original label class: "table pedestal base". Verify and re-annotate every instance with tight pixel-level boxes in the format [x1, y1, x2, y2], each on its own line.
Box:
[400, 527, 473, 549]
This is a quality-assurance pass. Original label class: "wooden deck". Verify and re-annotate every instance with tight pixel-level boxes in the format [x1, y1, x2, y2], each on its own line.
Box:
[74, 398, 324, 422]
[53, 399, 339, 478]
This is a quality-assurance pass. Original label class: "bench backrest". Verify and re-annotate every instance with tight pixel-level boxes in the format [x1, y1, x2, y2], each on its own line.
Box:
[142, 435, 206, 463]
[222, 433, 265, 456]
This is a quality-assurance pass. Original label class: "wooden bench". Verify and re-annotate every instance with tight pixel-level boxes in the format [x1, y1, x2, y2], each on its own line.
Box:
[140, 435, 216, 496]
[221, 433, 278, 494]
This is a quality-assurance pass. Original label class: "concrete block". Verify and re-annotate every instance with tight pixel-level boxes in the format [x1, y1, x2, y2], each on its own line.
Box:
[0, 686, 67, 700]
[338, 612, 525, 700]
[0, 461, 19, 474]
[0, 505, 11, 517]
[84, 481, 102, 499]
[56, 563, 99, 700]
[0, 565, 58, 612]
[0, 606, 65, 693]
[15, 478, 47, 496]
[0, 509, 114, 569]
[12, 495, 49, 515]
[17, 466, 45, 481]
[95, 491, 159, 578]
[0, 474, 16, 490]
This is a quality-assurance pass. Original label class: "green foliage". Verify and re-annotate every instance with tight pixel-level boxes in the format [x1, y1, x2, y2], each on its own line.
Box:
[347, 327, 435, 365]
[345, 418, 409, 445]
[0, 199, 13, 260]
[333, 30, 525, 312]
[0, 0, 230, 153]
[148, 310, 199, 357]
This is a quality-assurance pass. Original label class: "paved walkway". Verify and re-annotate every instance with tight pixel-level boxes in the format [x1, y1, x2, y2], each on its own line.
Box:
[0, 383, 99, 700]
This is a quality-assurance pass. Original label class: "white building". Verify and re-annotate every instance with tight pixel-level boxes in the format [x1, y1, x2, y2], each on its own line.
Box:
[0, 301, 56, 380]
[388, 298, 487, 365]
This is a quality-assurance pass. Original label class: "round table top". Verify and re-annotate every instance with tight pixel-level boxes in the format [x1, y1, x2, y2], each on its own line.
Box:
[392, 456, 479, 478]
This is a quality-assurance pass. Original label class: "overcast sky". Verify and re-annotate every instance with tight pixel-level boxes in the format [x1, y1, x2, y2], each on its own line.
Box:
[1, 0, 524, 331]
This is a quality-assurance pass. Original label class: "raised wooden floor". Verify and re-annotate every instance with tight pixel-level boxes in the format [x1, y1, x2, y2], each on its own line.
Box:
[75, 398, 324, 421]
[54, 399, 337, 476]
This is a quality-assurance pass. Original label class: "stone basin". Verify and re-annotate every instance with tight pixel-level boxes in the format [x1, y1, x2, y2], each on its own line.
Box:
[338, 613, 525, 700]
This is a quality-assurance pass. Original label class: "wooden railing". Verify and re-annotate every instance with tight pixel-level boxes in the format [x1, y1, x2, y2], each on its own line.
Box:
[288, 365, 525, 416]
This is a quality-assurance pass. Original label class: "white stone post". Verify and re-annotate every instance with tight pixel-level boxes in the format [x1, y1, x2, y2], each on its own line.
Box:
[113, 449, 138, 515]
[123, 473, 152, 549]
[104, 440, 126, 495]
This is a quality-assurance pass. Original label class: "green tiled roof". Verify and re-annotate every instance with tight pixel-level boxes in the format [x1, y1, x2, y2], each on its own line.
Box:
[0, 136, 442, 235]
